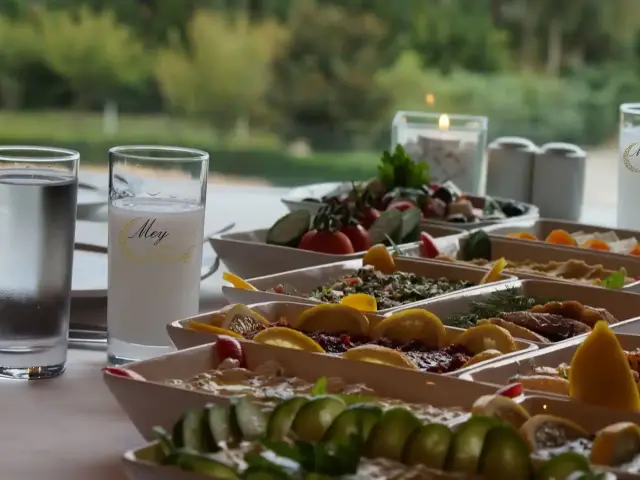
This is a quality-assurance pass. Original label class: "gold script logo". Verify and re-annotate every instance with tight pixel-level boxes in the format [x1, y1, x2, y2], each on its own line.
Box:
[623, 143, 640, 173]
[118, 217, 196, 264]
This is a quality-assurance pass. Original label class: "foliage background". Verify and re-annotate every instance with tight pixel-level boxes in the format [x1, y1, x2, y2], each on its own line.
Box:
[0, 0, 638, 183]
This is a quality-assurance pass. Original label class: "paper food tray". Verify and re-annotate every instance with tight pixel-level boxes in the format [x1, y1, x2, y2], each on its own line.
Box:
[211, 224, 464, 279]
[460, 332, 640, 396]
[104, 340, 507, 441]
[420, 194, 540, 231]
[397, 234, 640, 292]
[166, 300, 537, 368]
[389, 278, 640, 346]
[121, 394, 640, 480]
[485, 218, 640, 258]
[221, 257, 516, 314]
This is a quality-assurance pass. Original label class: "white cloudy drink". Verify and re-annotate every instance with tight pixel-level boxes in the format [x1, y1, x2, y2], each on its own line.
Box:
[107, 197, 205, 363]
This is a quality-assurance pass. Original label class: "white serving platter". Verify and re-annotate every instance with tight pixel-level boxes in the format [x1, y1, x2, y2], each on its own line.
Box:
[389, 278, 640, 346]
[211, 224, 464, 278]
[221, 257, 516, 314]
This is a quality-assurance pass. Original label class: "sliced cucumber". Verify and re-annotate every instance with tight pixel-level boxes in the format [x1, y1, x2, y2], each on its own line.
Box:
[461, 230, 492, 261]
[399, 207, 422, 243]
[368, 209, 403, 245]
[265, 210, 312, 247]
[537, 452, 591, 480]
[266, 397, 309, 441]
[233, 397, 267, 440]
[205, 403, 241, 447]
[172, 408, 206, 452]
[402, 423, 452, 470]
[323, 403, 382, 445]
[478, 425, 532, 480]
[290, 395, 347, 442]
[172, 450, 240, 479]
[152, 426, 175, 459]
[364, 407, 421, 461]
[445, 415, 500, 474]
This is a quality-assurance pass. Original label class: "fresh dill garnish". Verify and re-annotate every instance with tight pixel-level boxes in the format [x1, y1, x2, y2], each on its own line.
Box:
[446, 287, 550, 328]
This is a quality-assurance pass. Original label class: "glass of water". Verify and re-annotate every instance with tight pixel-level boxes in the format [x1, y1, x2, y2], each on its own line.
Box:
[0, 146, 79, 380]
[107, 146, 209, 365]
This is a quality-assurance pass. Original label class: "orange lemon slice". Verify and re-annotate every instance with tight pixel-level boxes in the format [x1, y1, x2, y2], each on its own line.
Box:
[480, 257, 506, 284]
[519, 415, 588, 450]
[251, 327, 325, 353]
[372, 309, 446, 348]
[186, 321, 244, 339]
[456, 324, 516, 354]
[222, 272, 257, 291]
[218, 304, 270, 335]
[362, 244, 395, 274]
[461, 349, 503, 368]
[507, 232, 538, 241]
[293, 304, 369, 336]
[341, 345, 418, 370]
[590, 422, 640, 466]
[471, 394, 530, 429]
[340, 293, 377, 312]
[545, 229, 577, 246]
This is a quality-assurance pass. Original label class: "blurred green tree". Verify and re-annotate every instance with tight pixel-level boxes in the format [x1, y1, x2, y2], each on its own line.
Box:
[155, 10, 287, 135]
[267, 1, 393, 150]
[35, 6, 151, 108]
[0, 16, 40, 107]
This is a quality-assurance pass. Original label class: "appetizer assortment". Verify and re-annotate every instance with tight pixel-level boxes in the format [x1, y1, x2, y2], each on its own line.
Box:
[185, 304, 522, 374]
[145, 393, 613, 480]
[423, 231, 635, 288]
[301, 146, 532, 225]
[508, 229, 640, 256]
[446, 288, 619, 344]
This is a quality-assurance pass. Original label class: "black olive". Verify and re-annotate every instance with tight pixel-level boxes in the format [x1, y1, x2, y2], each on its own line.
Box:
[432, 186, 455, 205]
[447, 213, 468, 223]
[500, 201, 527, 217]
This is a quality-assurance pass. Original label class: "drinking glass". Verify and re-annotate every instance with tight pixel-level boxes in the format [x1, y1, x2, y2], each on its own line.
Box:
[0, 146, 79, 379]
[618, 103, 640, 229]
[107, 146, 208, 365]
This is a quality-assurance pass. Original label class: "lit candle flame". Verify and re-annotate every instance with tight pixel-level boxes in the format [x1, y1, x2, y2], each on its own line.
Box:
[438, 114, 450, 131]
[425, 93, 435, 106]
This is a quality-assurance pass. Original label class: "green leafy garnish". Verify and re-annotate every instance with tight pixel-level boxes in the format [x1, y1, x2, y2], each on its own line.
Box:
[602, 269, 626, 289]
[311, 377, 327, 396]
[377, 145, 430, 190]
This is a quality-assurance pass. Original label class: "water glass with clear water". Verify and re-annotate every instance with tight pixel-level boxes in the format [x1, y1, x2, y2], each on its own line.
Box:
[0, 146, 79, 379]
[107, 146, 209, 365]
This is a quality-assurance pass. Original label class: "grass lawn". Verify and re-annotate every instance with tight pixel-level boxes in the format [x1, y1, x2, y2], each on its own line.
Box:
[0, 111, 379, 185]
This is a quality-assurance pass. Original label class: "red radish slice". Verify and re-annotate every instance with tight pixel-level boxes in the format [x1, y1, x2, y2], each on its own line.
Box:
[102, 367, 146, 381]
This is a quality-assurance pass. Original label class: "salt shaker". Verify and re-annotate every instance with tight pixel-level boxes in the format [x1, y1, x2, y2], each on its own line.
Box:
[532, 142, 586, 221]
[486, 137, 538, 203]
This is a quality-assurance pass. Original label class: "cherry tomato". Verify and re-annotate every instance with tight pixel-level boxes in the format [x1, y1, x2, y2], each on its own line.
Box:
[496, 383, 523, 398]
[299, 230, 355, 254]
[215, 335, 246, 367]
[358, 207, 381, 229]
[102, 367, 146, 381]
[340, 224, 372, 252]
[419, 231, 440, 258]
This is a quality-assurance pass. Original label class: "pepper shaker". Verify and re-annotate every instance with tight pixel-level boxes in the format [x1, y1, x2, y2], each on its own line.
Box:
[532, 142, 586, 221]
[486, 137, 538, 203]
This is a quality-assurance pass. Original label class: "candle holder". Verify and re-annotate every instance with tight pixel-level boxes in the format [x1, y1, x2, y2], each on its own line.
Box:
[391, 111, 488, 194]
[618, 103, 640, 229]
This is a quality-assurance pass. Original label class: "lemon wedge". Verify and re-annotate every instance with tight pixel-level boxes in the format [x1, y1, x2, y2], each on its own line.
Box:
[222, 272, 257, 291]
[461, 349, 503, 368]
[471, 394, 530, 429]
[569, 321, 640, 411]
[218, 304, 270, 334]
[372, 309, 446, 348]
[590, 422, 640, 466]
[480, 257, 506, 284]
[362, 244, 395, 274]
[186, 321, 244, 339]
[294, 304, 369, 336]
[252, 327, 325, 353]
[456, 323, 516, 355]
[340, 293, 377, 312]
[341, 345, 418, 370]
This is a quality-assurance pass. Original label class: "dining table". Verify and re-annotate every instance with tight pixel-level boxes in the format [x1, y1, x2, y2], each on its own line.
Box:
[0, 171, 617, 480]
